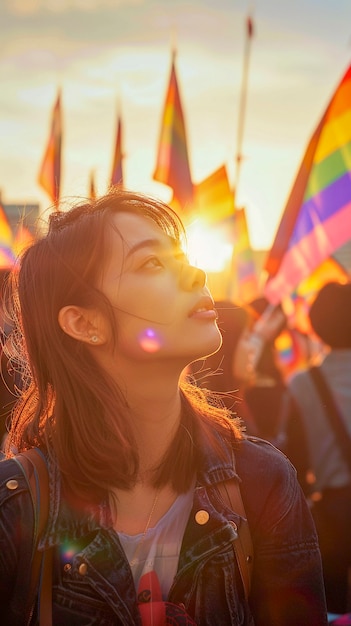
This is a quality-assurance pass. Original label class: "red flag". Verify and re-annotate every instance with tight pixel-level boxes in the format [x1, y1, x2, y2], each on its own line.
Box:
[110, 113, 123, 188]
[38, 90, 62, 207]
[153, 51, 193, 210]
[247, 16, 254, 38]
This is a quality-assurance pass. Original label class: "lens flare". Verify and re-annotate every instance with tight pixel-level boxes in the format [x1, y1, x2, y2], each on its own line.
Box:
[61, 541, 76, 561]
[139, 328, 162, 353]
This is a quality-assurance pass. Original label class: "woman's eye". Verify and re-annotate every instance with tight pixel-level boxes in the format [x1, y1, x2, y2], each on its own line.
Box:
[142, 257, 163, 269]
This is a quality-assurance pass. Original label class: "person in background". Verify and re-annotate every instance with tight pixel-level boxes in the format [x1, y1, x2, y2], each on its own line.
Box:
[0, 189, 327, 625]
[191, 298, 288, 442]
[239, 297, 288, 442]
[279, 281, 351, 616]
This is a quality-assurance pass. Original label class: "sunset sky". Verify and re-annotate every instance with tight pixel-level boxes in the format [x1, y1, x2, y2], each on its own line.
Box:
[1, 0, 351, 248]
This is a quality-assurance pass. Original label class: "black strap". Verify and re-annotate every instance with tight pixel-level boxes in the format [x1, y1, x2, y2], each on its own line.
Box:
[310, 366, 351, 473]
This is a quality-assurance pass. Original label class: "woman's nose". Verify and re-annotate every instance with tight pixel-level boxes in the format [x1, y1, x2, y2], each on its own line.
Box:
[179, 263, 207, 291]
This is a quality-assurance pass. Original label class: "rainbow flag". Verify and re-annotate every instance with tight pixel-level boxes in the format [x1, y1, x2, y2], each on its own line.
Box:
[264, 64, 351, 304]
[38, 90, 62, 207]
[110, 112, 123, 187]
[13, 222, 35, 257]
[192, 165, 234, 224]
[153, 50, 193, 210]
[295, 256, 348, 303]
[233, 207, 259, 304]
[0, 202, 15, 269]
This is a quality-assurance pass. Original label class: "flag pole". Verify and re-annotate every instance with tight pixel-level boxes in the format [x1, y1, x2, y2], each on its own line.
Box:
[234, 14, 254, 207]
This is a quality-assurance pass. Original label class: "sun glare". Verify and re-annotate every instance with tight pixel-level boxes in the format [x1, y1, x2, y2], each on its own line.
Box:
[186, 219, 233, 273]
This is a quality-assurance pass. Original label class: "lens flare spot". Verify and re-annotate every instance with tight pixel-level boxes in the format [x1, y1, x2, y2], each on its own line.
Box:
[139, 328, 162, 353]
[61, 542, 76, 560]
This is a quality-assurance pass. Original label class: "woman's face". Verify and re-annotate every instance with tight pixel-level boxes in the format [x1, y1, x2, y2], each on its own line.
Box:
[99, 211, 221, 365]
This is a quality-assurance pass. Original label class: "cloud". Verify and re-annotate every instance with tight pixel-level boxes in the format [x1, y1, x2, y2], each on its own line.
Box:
[5, 0, 143, 16]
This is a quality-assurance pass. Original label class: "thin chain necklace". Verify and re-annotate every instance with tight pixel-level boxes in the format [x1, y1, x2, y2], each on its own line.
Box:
[129, 488, 161, 567]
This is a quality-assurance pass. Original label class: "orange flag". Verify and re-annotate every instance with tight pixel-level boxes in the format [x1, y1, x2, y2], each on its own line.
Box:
[193, 165, 234, 224]
[110, 113, 123, 188]
[89, 170, 97, 200]
[13, 222, 35, 257]
[38, 90, 62, 207]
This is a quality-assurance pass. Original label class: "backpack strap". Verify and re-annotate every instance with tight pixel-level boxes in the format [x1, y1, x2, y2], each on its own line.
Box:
[217, 477, 254, 601]
[310, 366, 351, 474]
[15, 449, 52, 626]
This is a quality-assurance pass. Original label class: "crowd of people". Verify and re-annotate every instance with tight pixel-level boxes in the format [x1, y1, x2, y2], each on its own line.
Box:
[0, 187, 349, 623]
[191, 284, 351, 620]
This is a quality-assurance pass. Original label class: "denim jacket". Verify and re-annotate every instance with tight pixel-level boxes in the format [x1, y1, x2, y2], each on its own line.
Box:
[0, 432, 327, 626]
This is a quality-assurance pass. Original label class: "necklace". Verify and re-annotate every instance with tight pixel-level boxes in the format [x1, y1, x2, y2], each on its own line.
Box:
[129, 488, 160, 567]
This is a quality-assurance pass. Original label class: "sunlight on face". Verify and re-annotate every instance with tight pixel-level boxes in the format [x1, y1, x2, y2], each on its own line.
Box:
[138, 327, 163, 353]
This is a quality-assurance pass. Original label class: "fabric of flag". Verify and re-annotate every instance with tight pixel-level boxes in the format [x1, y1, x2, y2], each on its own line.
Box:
[247, 16, 254, 38]
[13, 223, 35, 257]
[233, 207, 259, 304]
[110, 114, 123, 187]
[295, 256, 348, 304]
[153, 51, 193, 210]
[0, 202, 15, 269]
[275, 328, 310, 379]
[264, 64, 351, 305]
[38, 90, 62, 206]
[192, 165, 234, 224]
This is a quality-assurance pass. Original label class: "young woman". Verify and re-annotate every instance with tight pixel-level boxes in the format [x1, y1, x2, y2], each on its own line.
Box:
[0, 190, 327, 625]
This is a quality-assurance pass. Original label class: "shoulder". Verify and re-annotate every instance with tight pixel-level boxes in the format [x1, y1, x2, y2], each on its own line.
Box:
[234, 437, 301, 534]
[0, 457, 34, 558]
[0, 457, 33, 509]
[234, 436, 296, 482]
[0, 456, 27, 485]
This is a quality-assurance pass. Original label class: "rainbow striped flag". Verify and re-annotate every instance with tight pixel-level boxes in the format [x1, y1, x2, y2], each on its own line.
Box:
[13, 222, 35, 257]
[264, 64, 351, 304]
[153, 50, 193, 210]
[38, 89, 62, 207]
[0, 202, 15, 269]
[110, 112, 123, 188]
[233, 207, 259, 304]
[192, 165, 234, 224]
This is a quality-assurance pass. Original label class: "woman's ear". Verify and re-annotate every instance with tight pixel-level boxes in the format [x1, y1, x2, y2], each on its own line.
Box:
[58, 306, 108, 346]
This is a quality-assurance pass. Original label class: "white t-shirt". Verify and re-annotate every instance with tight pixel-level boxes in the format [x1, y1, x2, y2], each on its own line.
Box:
[118, 486, 194, 600]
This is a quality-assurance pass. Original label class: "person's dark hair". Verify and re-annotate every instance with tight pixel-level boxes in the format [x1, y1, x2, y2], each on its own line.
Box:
[309, 281, 351, 348]
[4, 189, 242, 502]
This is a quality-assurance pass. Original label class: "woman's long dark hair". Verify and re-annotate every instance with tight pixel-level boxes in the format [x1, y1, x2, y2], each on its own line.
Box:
[4, 189, 242, 501]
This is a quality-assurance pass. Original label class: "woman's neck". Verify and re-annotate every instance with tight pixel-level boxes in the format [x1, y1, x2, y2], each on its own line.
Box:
[131, 392, 182, 478]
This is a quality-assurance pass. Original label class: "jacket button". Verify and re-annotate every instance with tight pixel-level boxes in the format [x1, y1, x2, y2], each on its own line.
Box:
[6, 480, 19, 490]
[195, 510, 210, 525]
[63, 564, 72, 573]
[78, 563, 88, 576]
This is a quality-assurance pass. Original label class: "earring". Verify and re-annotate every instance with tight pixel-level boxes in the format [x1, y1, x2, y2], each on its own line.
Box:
[90, 335, 99, 343]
